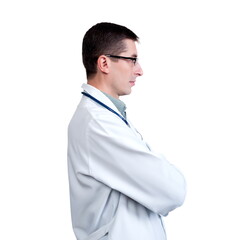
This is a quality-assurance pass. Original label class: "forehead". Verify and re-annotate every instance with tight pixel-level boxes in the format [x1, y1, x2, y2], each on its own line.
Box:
[122, 39, 138, 55]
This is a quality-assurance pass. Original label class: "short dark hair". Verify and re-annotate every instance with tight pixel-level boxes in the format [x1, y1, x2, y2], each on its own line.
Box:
[82, 22, 139, 79]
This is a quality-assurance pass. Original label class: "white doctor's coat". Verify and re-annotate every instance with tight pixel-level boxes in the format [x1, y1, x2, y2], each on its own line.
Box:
[68, 83, 186, 240]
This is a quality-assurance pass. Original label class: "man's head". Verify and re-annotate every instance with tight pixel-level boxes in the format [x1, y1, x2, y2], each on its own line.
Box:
[82, 22, 139, 78]
[82, 22, 143, 98]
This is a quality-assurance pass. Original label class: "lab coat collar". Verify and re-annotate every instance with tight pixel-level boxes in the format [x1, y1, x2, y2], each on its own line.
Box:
[81, 83, 122, 115]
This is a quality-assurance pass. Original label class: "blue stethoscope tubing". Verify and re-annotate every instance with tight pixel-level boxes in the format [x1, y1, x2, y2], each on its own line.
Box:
[81, 92, 129, 126]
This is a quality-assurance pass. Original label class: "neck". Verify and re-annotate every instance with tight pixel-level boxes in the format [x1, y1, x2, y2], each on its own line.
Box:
[87, 77, 119, 99]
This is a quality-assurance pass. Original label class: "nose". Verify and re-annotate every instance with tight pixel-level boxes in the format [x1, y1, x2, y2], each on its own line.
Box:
[134, 62, 143, 76]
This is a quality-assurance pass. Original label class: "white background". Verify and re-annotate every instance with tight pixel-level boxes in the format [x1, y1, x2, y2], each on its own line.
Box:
[0, 0, 239, 239]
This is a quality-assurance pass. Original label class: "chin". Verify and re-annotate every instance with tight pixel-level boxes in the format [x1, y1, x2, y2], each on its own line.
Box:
[119, 89, 132, 97]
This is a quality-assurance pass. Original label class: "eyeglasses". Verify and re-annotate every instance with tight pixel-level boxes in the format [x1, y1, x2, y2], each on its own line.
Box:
[105, 54, 138, 65]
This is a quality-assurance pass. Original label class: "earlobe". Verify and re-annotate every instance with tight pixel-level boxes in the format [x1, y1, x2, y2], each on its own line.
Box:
[97, 55, 110, 74]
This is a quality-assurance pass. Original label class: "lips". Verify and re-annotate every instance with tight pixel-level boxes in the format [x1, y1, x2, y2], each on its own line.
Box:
[129, 81, 135, 86]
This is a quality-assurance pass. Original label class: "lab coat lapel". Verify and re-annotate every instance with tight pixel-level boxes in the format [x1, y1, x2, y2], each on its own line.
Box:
[82, 83, 121, 116]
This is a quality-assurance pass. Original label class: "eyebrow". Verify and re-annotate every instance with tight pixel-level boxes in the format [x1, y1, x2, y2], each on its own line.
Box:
[131, 54, 138, 58]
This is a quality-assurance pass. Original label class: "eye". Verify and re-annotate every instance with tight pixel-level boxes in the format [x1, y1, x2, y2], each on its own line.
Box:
[132, 58, 137, 65]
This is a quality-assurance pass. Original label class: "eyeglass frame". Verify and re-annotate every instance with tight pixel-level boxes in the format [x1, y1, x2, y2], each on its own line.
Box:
[105, 54, 138, 65]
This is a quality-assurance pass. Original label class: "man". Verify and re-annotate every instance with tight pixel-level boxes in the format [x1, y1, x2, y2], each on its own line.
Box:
[68, 22, 186, 240]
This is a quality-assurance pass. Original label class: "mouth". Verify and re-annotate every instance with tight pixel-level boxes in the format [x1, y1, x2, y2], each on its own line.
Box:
[129, 81, 135, 86]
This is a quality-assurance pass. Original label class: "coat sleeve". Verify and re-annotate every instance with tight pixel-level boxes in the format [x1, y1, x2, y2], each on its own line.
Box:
[85, 113, 186, 216]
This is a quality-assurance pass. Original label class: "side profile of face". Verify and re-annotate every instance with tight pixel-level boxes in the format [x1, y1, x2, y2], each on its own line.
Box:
[106, 39, 143, 98]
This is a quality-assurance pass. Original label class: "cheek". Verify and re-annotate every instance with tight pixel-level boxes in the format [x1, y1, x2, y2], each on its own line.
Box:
[121, 73, 132, 85]
[114, 64, 133, 82]
[122, 66, 133, 79]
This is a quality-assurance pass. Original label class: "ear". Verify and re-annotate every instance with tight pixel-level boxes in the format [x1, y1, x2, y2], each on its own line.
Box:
[97, 55, 110, 74]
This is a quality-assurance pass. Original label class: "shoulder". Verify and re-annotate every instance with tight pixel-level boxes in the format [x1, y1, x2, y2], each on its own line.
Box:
[68, 97, 116, 135]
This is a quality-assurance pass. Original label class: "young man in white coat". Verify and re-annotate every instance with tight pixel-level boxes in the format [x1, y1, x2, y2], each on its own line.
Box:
[68, 22, 186, 240]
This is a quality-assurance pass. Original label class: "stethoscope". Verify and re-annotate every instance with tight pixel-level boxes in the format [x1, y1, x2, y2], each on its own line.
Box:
[82, 92, 130, 126]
